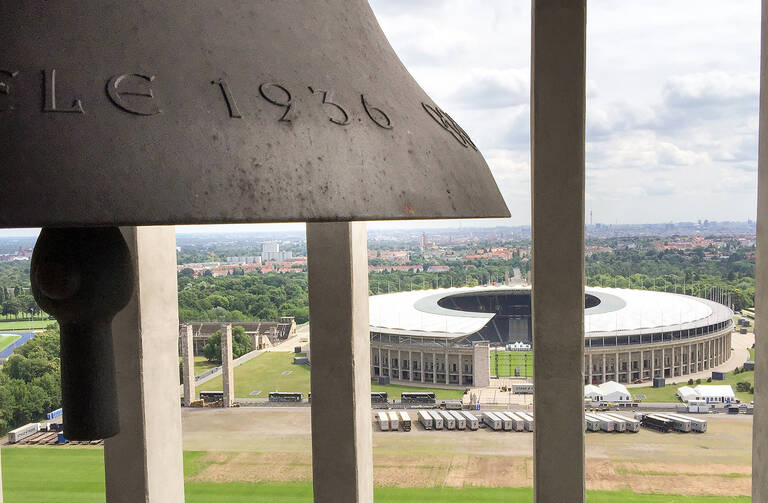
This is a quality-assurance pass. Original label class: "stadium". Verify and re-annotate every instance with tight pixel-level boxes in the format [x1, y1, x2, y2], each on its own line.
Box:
[369, 286, 734, 388]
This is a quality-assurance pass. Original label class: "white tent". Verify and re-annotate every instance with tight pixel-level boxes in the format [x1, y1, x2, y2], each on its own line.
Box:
[693, 385, 735, 404]
[677, 386, 700, 402]
[584, 384, 603, 401]
[598, 381, 631, 402]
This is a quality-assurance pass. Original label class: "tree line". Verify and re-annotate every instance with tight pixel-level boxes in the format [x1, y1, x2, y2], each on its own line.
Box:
[0, 327, 61, 434]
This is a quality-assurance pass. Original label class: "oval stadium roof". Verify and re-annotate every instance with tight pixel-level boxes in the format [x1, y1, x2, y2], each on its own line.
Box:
[368, 286, 733, 339]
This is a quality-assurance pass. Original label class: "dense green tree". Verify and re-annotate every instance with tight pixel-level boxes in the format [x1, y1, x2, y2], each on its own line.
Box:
[202, 325, 252, 364]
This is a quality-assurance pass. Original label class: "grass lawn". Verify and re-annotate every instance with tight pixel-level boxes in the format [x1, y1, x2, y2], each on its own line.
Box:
[632, 369, 755, 403]
[0, 320, 55, 331]
[748, 347, 755, 361]
[196, 351, 464, 400]
[194, 356, 218, 376]
[0, 334, 20, 351]
[490, 351, 533, 377]
[0, 447, 750, 503]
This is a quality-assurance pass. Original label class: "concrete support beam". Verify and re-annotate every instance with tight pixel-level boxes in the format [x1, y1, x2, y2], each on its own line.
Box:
[307, 222, 373, 503]
[755, 4, 768, 495]
[181, 324, 195, 407]
[104, 226, 185, 503]
[221, 324, 234, 407]
[531, 0, 586, 500]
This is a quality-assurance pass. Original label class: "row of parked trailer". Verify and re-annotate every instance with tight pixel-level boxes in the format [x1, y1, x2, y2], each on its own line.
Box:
[585, 413, 641, 432]
[480, 411, 535, 432]
[418, 410, 481, 430]
[634, 412, 707, 433]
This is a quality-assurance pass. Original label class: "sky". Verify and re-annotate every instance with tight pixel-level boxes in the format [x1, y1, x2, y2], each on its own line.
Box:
[1, 1, 761, 237]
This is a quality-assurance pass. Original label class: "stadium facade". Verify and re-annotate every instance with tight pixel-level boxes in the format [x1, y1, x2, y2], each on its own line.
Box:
[369, 286, 733, 388]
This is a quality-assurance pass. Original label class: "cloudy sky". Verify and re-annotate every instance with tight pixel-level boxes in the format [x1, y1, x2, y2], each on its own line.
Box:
[2, 1, 761, 237]
[367, 0, 761, 228]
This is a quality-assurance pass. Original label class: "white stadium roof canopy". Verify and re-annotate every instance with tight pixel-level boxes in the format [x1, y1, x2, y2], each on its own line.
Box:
[368, 286, 732, 339]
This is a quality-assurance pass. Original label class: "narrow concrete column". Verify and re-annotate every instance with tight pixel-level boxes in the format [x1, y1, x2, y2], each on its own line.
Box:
[306, 222, 373, 503]
[421, 352, 425, 383]
[615, 352, 619, 381]
[104, 226, 184, 503]
[445, 353, 449, 384]
[181, 324, 195, 406]
[602, 354, 606, 383]
[221, 324, 234, 407]
[433, 354, 437, 384]
[588, 354, 592, 384]
[531, 0, 586, 500]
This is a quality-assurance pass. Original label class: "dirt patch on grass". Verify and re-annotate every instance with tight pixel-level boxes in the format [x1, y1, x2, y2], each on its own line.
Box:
[586, 460, 751, 496]
[189, 452, 312, 484]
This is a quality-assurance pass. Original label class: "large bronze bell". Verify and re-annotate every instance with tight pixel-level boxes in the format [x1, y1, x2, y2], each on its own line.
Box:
[2, 0, 509, 440]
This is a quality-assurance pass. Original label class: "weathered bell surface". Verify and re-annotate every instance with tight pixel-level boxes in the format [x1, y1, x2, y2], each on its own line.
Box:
[0, 0, 509, 227]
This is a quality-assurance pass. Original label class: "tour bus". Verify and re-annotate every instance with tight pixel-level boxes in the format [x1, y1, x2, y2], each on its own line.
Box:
[440, 410, 456, 430]
[642, 414, 674, 432]
[387, 411, 399, 431]
[417, 410, 433, 430]
[377, 411, 390, 431]
[371, 392, 388, 404]
[429, 410, 444, 429]
[268, 391, 303, 402]
[450, 410, 466, 430]
[401, 392, 436, 405]
[399, 411, 412, 431]
[461, 411, 479, 430]
[200, 391, 224, 403]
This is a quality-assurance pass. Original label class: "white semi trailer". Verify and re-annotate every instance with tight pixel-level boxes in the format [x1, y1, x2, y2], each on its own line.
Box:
[668, 413, 706, 432]
[450, 411, 466, 430]
[399, 411, 412, 431]
[461, 411, 479, 430]
[387, 411, 399, 431]
[584, 413, 600, 432]
[430, 410, 444, 430]
[606, 413, 640, 432]
[496, 412, 513, 431]
[655, 413, 692, 432]
[505, 412, 525, 432]
[418, 410, 433, 430]
[517, 411, 535, 431]
[440, 410, 456, 430]
[482, 412, 502, 431]
[377, 411, 390, 431]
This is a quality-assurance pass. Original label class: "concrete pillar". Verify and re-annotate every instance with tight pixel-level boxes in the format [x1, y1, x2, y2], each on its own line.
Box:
[433, 353, 437, 384]
[531, 0, 586, 500]
[640, 350, 645, 378]
[306, 222, 373, 503]
[602, 354, 606, 383]
[378, 347, 382, 377]
[458, 355, 463, 385]
[421, 352, 425, 383]
[445, 353, 449, 384]
[409, 351, 414, 382]
[651, 349, 655, 378]
[104, 226, 185, 503]
[221, 324, 234, 407]
[615, 352, 619, 381]
[588, 353, 592, 384]
[181, 324, 195, 406]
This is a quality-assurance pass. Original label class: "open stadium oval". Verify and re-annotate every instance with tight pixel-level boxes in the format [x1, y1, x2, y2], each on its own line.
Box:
[369, 286, 733, 388]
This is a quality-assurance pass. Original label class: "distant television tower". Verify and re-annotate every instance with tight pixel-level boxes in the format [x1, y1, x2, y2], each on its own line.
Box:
[590, 210, 593, 226]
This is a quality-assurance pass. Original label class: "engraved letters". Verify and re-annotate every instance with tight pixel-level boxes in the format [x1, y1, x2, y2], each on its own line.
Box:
[422, 102, 477, 150]
[107, 74, 161, 116]
[213, 79, 243, 118]
[0, 69, 18, 111]
[259, 83, 293, 122]
[2, 69, 423, 137]
[43, 69, 85, 114]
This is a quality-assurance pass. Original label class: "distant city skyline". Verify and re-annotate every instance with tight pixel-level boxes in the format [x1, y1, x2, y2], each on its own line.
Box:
[0, 1, 761, 237]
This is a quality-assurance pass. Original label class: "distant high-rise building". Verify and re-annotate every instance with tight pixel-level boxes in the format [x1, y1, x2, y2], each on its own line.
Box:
[261, 241, 293, 262]
[419, 233, 427, 252]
